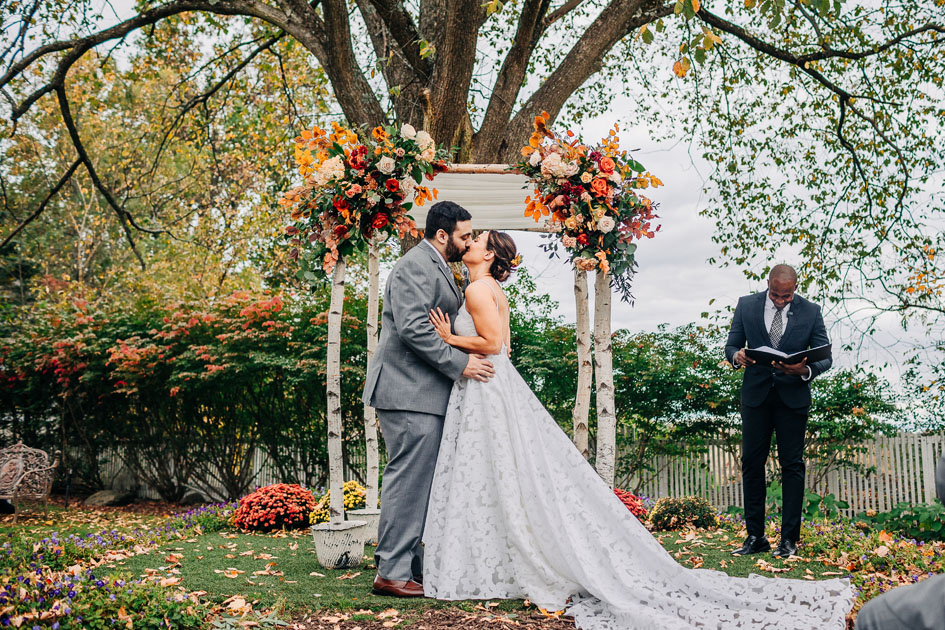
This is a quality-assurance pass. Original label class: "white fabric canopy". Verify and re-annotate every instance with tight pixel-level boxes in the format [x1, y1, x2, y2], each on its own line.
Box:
[410, 172, 548, 231]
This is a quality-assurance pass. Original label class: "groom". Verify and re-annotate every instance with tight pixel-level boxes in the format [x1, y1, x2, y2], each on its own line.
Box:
[362, 200, 496, 597]
[725, 264, 832, 559]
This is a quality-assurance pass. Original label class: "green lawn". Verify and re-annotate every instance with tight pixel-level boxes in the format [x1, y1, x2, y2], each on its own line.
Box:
[107, 516, 848, 618]
[116, 529, 527, 614]
[654, 525, 847, 580]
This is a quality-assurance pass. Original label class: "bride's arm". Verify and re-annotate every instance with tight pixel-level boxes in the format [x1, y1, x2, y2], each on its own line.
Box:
[429, 282, 504, 355]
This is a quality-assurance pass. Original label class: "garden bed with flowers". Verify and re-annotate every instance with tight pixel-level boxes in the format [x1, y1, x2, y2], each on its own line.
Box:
[4, 491, 943, 629]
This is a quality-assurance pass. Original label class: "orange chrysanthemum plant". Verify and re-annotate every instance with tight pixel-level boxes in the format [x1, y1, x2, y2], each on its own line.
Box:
[515, 112, 662, 301]
[233, 483, 318, 532]
[280, 122, 450, 279]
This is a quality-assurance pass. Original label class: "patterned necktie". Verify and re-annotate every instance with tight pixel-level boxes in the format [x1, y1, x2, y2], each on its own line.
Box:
[770, 307, 784, 348]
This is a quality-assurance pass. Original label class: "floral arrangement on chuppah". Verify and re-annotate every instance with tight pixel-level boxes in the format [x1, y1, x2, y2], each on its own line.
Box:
[515, 111, 664, 488]
[515, 111, 661, 302]
[280, 122, 450, 279]
[278, 121, 450, 567]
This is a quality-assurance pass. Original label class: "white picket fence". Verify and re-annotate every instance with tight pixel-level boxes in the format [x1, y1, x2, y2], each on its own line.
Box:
[619, 433, 945, 517]
[97, 433, 945, 516]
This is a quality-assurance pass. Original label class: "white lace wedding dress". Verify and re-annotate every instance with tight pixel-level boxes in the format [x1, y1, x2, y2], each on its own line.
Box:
[422, 299, 854, 629]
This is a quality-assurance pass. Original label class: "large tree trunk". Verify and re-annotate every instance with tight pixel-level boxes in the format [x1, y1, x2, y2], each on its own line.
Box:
[593, 270, 616, 487]
[364, 242, 381, 509]
[572, 267, 592, 459]
[327, 257, 347, 525]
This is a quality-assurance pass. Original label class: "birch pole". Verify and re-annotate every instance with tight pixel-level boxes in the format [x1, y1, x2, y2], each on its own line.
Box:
[572, 268, 593, 459]
[326, 257, 347, 526]
[363, 241, 381, 509]
[593, 269, 617, 487]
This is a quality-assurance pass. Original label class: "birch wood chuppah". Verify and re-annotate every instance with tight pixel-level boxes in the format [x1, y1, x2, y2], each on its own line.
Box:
[282, 120, 659, 570]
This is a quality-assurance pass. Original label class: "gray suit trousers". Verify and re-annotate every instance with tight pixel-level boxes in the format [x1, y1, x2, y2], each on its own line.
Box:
[855, 573, 945, 630]
[375, 408, 444, 581]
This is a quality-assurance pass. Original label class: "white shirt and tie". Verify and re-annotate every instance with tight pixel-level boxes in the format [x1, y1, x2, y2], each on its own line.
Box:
[735, 292, 812, 380]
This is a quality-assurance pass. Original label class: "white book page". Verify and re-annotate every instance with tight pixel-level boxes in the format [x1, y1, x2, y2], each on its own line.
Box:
[750, 345, 788, 358]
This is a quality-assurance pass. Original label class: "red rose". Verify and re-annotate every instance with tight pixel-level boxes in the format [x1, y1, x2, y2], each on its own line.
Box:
[333, 225, 349, 238]
[385, 178, 399, 192]
[576, 233, 589, 246]
[598, 157, 616, 174]
[372, 214, 389, 229]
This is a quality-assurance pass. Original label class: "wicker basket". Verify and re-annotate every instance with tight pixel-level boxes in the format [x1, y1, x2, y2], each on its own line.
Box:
[310, 520, 368, 570]
[346, 508, 381, 546]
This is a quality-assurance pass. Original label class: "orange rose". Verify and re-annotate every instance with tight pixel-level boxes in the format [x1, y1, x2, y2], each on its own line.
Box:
[598, 157, 615, 174]
[590, 178, 609, 198]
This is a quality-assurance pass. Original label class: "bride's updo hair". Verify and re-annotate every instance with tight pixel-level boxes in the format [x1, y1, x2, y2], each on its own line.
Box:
[486, 231, 520, 283]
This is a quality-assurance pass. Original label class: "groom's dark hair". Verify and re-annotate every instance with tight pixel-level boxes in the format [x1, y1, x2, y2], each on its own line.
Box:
[424, 201, 472, 239]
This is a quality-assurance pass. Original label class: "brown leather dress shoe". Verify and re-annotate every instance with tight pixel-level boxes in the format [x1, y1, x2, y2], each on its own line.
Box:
[372, 575, 425, 598]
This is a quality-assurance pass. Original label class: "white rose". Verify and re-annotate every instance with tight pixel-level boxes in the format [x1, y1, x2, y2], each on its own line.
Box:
[540, 152, 563, 177]
[609, 171, 622, 183]
[377, 155, 396, 174]
[598, 216, 615, 233]
[400, 123, 417, 140]
[415, 130, 434, 150]
[563, 161, 579, 177]
[528, 151, 541, 167]
[316, 156, 345, 185]
[400, 177, 416, 195]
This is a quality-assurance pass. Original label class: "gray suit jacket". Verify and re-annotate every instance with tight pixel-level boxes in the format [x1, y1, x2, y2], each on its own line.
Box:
[725, 291, 832, 409]
[361, 241, 468, 416]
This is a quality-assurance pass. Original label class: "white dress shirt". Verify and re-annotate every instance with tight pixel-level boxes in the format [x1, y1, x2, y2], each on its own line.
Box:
[764, 292, 790, 333]
[764, 291, 812, 381]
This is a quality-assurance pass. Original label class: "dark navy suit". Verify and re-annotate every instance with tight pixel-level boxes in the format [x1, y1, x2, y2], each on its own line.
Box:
[725, 290, 831, 542]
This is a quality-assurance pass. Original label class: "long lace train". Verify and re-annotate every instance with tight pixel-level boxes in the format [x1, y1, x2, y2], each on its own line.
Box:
[422, 303, 853, 629]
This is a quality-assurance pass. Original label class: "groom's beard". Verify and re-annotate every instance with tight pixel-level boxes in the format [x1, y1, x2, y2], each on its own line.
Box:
[444, 239, 466, 263]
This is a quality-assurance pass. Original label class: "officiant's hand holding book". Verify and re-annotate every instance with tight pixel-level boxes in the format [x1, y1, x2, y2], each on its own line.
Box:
[744, 343, 832, 366]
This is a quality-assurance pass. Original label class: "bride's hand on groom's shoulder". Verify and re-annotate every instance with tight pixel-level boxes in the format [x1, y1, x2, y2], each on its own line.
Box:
[429, 308, 453, 344]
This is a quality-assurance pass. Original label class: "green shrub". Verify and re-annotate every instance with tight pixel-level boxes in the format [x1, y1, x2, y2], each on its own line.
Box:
[648, 496, 719, 531]
[855, 501, 945, 542]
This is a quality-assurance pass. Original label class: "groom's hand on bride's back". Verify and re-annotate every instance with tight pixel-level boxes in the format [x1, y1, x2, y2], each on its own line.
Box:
[463, 354, 495, 382]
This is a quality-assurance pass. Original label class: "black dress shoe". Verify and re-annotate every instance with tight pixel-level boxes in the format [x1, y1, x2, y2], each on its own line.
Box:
[772, 539, 797, 559]
[731, 535, 771, 556]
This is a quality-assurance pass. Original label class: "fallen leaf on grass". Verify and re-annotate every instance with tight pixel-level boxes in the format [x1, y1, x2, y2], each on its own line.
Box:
[337, 571, 361, 580]
[754, 559, 789, 573]
[874, 545, 890, 558]
[376, 609, 399, 619]
[309, 571, 325, 577]
[159, 577, 181, 587]
[214, 568, 245, 578]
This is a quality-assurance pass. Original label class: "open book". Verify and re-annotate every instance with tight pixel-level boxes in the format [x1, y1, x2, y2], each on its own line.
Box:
[745, 343, 832, 366]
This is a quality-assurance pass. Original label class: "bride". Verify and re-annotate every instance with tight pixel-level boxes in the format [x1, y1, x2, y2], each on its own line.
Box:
[423, 230, 854, 630]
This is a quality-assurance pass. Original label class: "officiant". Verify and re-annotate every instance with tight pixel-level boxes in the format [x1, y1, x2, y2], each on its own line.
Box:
[725, 264, 832, 559]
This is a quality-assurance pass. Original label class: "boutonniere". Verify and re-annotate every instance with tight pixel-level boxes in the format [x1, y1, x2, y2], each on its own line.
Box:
[452, 268, 464, 292]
